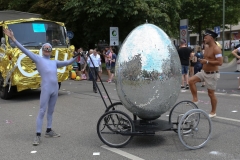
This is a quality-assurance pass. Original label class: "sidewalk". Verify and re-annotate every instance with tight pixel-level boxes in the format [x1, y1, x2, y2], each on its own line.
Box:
[219, 58, 236, 69]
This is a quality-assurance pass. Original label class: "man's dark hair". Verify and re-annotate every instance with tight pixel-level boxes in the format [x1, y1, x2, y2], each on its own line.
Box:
[180, 39, 186, 45]
[112, 48, 116, 53]
[95, 48, 100, 52]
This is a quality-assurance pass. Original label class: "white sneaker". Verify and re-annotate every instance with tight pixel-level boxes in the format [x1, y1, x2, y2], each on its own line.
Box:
[209, 113, 216, 118]
[193, 101, 198, 105]
[33, 136, 41, 146]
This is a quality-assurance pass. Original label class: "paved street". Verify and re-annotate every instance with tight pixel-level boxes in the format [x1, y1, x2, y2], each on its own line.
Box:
[0, 61, 240, 160]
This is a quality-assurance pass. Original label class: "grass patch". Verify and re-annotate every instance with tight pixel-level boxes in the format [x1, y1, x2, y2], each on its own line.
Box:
[223, 50, 235, 62]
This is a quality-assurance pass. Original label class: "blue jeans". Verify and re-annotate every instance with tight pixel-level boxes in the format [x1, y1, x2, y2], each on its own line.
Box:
[181, 65, 189, 74]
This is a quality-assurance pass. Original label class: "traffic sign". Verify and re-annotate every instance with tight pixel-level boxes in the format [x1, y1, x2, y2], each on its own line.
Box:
[67, 31, 74, 39]
[110, 27, 119, 46]
[180, 19, 188, 45]
[181, 30, 186, 37]
[214, 26, 220, 38]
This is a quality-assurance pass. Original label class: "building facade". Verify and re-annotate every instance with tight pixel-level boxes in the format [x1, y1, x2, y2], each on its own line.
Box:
[189, 22, 240, 49]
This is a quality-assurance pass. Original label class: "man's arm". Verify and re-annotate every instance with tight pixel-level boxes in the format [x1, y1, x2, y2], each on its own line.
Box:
[56, 56, 78, 68]
[211, 46, 223, 66]
[232, 48, 240, 58]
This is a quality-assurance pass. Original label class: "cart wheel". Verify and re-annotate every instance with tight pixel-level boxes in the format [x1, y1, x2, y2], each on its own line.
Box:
[169, 100, 198, 133]
[178, 109, 212, 150]
[105, 102, 123, 112]
[97, 110, 135, 148]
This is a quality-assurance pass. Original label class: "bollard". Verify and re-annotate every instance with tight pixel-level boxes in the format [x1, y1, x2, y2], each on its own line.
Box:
[223, 56, 228, 63]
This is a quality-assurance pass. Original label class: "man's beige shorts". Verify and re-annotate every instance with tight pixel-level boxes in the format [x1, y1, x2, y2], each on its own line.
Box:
[195, 70, 220, 90]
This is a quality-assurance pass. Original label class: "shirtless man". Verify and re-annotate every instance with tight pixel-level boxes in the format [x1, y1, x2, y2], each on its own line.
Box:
[188, 30, 223, 118]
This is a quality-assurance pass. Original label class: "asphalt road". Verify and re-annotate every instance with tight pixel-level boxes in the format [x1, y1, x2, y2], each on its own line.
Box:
[0, 62, 240, 160]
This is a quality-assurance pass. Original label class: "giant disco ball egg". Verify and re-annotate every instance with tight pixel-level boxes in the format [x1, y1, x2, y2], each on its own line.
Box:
[115, 23, 182, 120]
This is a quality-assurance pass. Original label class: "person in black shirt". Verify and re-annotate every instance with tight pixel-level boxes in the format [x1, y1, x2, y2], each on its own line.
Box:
[194, 46, 205, 87]
[177, 40, 192, 89]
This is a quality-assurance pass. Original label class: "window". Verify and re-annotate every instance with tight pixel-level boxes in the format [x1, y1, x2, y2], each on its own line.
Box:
[7, 21, 67, 47]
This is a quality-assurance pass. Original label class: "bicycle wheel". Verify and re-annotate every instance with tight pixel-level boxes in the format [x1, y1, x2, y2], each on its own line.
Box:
[169, 100, 198, 133]
[97, 110, 135, 148]
[178, 109, 212, 150]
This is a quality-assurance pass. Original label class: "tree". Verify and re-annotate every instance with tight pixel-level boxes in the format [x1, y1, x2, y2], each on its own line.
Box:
[179, 0, 240, 45]
[1, 0, 181, 48]
[62, 0, 181, 48]
[0, 0, 9, 10]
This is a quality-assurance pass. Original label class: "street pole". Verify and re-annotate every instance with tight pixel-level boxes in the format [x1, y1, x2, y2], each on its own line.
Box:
[222, 0, 225, 56]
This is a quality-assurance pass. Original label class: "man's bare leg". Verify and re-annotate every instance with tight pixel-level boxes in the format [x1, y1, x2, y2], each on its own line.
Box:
[208, 89, 217, 114]
[181, 75, 185, 86]
[107, 69, 111, 81]
[185, 74, 189, 85]
[188, 76, 201, 102]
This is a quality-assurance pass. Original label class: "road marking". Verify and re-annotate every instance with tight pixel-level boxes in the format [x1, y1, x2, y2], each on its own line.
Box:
[215, 116, 240, 123]
[181, 89, 240, 97]
[229, 94, 240, 97]
[101, 145, 145, 160]
[181, 90, 240, 123]
[220, 72, 239, 74]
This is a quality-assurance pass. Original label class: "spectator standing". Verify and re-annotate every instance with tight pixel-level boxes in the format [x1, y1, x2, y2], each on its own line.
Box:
[76, 47, 83, 71]
[108, 48, 117, 83]
[194, 46, 205, 87]
[97, 49, 102, 82]
[177, 40, 192, 89]
[232, 47, 240, 88]
[233, 40, 240, 72]
[189, 49, 197, 77]
[103, 46, 112, 82]
[87, 48, 101, 93]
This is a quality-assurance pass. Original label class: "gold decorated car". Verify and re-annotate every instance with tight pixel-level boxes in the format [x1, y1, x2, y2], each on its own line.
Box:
[0, 11, 75, 99]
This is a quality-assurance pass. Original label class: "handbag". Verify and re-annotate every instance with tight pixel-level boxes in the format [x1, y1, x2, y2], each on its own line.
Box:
[237, 59, 240, 64]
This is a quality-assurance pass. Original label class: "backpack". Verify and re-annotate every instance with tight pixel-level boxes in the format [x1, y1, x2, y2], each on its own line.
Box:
[194, 52, 203, 61]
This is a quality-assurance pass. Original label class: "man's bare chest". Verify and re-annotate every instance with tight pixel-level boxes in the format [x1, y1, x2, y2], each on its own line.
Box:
[204, 48, 215, 59]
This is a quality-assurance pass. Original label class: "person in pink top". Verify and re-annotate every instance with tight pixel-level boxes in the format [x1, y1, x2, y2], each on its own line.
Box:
[103, 46, 112, 82]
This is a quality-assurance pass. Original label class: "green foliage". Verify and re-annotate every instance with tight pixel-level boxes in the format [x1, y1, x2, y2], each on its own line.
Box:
[225, 50, 235, 62]
[1, 0, 239, 49]
[179, 0, 240, 44]
[0, 0, 8, 10]
[62, 0, 181, 48]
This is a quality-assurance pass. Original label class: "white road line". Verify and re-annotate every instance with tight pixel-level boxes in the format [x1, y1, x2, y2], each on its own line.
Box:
[229, 94, 240, 97]
[101, 145, 145, 160]
[182, 90, 240, 122]
[215, 116, 240, 123]
[181, 90, 240, 97]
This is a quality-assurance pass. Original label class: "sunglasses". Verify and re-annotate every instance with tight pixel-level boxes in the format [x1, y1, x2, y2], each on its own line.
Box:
[42, 47, 52, 52]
